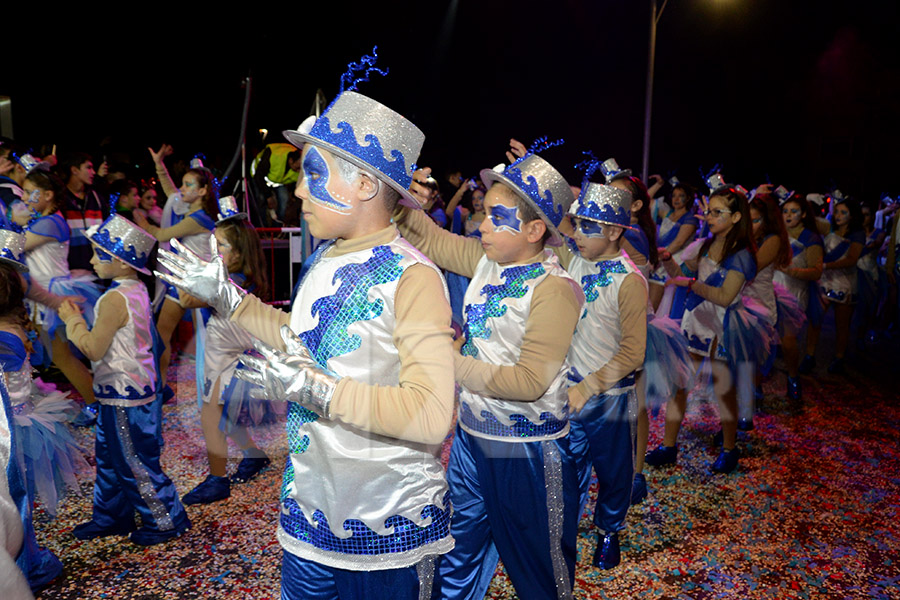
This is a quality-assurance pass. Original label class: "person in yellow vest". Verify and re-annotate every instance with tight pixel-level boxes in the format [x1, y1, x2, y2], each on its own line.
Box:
[251, 143, 302, 225]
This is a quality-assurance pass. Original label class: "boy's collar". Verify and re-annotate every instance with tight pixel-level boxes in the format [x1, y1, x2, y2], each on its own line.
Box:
[330, 224, 398, 257]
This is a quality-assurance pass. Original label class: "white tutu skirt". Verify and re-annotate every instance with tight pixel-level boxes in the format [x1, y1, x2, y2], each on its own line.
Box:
[644, 314, 695, 410]
[219, 361, 285, 434]
[12, 384, 88, 518]
[774, 281, 807, 339]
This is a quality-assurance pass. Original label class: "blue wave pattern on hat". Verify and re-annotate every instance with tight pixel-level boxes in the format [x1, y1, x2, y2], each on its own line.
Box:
[502, 165, 565, 228]
[91, 227, 149, 270]
[1, 247, 25, 265]
[574, 198, 631, 229]
[308, 117, 413, 190]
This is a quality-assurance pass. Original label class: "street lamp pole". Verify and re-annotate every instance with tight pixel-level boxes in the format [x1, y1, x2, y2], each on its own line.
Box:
[641, 0, 668, 184]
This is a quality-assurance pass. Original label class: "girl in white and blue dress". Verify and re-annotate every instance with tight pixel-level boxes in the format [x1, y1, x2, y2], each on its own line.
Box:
[648, 183, 700, 314]
[646, 186, 765, 474]
[134, 148, 218, 392]
[610, 176, 694, 503]
[19, 168, 101, 403]
[0, 252, 87, 591]
[180, 217, 275, 505]
[772, 195, 824, 398]
[802, 198, 865, 375]
[855, 201, 886, 347]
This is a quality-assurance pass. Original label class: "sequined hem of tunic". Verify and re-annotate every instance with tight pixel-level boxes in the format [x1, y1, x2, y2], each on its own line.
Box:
[276, 526, 454, 572]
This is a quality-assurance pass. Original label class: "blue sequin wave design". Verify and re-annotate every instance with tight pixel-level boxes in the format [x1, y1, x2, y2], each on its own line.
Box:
[90, 228, 149, 270]
[94, 384, 154, 400]
[309, 117, 413, 189]
[281, 402, 319, 501]
[461, 262, 546, 358]
[503, 165, 564, 228]
[574, 201, 631, 229]
[0, 247, 24, 265]
[280, 493, 451, 556]
[298, 245, 405, 368]
[459, 402, 568, 438]
[581, 260, 629, 302]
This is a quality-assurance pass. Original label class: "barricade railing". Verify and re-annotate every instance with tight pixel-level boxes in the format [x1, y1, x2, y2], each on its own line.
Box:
[255, 226, 313, 306]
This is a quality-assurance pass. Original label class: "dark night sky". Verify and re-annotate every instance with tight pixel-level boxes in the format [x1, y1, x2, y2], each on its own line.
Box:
[4, 0, 899, 199]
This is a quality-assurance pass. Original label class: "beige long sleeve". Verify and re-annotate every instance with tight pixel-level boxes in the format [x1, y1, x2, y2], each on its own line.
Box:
[144, 213, 208, 243]
[63, 291, 129, 362]
[453, 274, 580, 401]
[155, 163, 179, 198]
[393, 206, 483, 277]
[231, 294, 291, 351]
[571, 273, 648, 401]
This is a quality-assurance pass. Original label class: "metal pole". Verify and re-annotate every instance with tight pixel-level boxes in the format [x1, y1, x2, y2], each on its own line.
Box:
[641, 0, 658, 184]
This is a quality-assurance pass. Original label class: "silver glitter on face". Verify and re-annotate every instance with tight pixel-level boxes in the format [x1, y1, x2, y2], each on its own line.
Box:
[114, 407, 175, 531]
[542, 440, 573, 600]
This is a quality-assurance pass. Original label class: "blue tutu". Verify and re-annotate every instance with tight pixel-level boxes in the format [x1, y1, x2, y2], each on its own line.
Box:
[774, 281, 807, 339]
[13, 382, 88, 518]
[43, 273, 102, 336]
[219, 360, 285, 434]
[644, 314, 695, 411]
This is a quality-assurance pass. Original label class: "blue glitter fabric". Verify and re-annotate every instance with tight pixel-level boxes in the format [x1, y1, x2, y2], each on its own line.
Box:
[581, 260, 629, 302]
[459, 402, 569, 438]
[281, 402, 319, 501]
[298, 245, 404, 368]
[308, 117, 413, 190]
[90, 227, 149, 270]
[280, 493, 451, 557]
[503, 165, 565, 228]
[1, 247, 25, 265]
[461, 262, 546, 358]
[94, 384, 154, 400]
[574, 201, 631, 230]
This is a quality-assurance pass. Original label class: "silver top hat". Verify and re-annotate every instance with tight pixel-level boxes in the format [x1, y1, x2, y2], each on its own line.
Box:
[480, 154, 575, 247]
[283, 91, 425, 209]
[88, 215, 157, 276]
[668, 176, 681, 187]
[17, 153, 41, 174]
[216, 195, 248, 224]
[706, 173, 728, 194]
[599, 158, 631, 183]
[0, 228, 28, 272]
[569, 184, 634, 230]
[190, 157, 205, 170]
[774, 185, 794, 204]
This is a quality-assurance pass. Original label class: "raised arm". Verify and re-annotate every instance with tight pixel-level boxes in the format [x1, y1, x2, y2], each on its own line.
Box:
[393, 205, 484, 277]
[148, 144, 178, 198]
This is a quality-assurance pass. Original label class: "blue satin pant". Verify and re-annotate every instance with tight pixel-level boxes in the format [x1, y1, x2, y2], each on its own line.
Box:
[434, 426, 579, 600]
[281, 550, 433, 600]
[91, 400, 187, 533]
[567, 390, 636, 533]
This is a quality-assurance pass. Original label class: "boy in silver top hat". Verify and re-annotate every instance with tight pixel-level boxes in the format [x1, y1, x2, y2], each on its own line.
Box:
[59, 214, 191, 546]
[391, 138, 584, 600]
[156, 56, 456, 598]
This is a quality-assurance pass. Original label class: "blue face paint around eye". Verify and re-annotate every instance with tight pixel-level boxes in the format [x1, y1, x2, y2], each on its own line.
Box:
[489, 204, 522, 234]
[577, 219, 606, 238]
[303, 147, 352, 214]
[26, 189, 41, 204]
[95, 248, 114, 263]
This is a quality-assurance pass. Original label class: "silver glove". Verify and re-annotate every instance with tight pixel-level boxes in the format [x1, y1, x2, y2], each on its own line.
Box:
[155, 234, 245, 318]
[235, 325, 339, 418]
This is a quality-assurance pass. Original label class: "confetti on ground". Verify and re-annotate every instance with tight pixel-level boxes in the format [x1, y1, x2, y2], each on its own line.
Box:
[32, 326, 900, 599]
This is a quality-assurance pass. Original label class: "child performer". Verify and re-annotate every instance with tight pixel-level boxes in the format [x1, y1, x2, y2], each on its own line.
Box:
[557, 182, 648, 569]
[773, 193, 823, 399]
[180, 198, 273, 505]
[392, 142, 583, 599]
[646, 179, 762, 474]
[157, 79, 456, 598]
[59, 215, 190, 545]
[19, 167, 101, 403]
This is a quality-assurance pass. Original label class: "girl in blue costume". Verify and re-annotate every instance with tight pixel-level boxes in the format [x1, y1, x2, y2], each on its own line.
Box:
[443, 179, 485, 334]
[648, 182, 699, 314]
[646, 186, 763, 474]
[801, 198, 865, 375]
[181, 215, 275, 505]
[134, 147, 218, 392]
[854, 201, 886, 349]
[772, 194, 823, 399]
[609, 175, 694, 503]
[0, 250, 87, 592]
[18, 168, 101, 404]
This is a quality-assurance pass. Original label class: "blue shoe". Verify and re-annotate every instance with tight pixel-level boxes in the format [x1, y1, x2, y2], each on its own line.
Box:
[631, 473, 648, 505]
[230, 456, 271, 484]
[798, 354, 816, 375]
[72, 404, 98, 428]
[72, 519, 136, 540]
[162, 385, 175, 405]
[737, 418, 754, 432]
[712, 448, 740, 474]
[182, 475, 230, 505]
[645, 445, 677, 467]
[787, 376, 801, 401]
[593, 532, 621, 569]
[130, 519, 191, 546]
